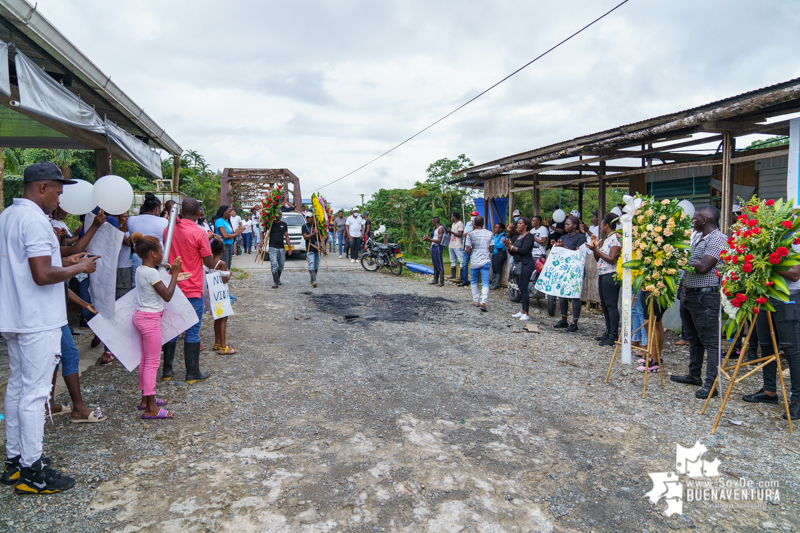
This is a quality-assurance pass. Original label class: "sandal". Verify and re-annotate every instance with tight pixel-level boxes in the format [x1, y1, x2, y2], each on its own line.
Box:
[637, 358, 660, 373]
[471, 302, 480, 307]
[480, 303, 488, 312]
[71, 407, 107, 424]
[50, 403, 72, 416]
[136, 398, 168, 410]
[212, 343, 221, 350]
[218, 345, 237, 355]
[142, 408, 174, 420]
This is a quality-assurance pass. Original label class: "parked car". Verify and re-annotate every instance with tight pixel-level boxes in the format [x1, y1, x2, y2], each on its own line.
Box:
[281, 211, 307, 255]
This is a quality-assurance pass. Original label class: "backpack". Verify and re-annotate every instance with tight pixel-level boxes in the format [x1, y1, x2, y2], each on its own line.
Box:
[440, 227, 451, 247]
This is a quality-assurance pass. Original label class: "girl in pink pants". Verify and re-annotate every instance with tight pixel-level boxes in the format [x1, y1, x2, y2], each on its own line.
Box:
[130, 232, 185, 419]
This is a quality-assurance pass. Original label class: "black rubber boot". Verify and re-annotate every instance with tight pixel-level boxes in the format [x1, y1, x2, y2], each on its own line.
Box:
[438, 272, 445, 286]
[429, 271, 439, 285]
[184, 342, 210, 384]
[272, 272, 279, 289]
[277, 270, 283, 285]
[312, 270, 318, 288]
[161, 341, 177, 381]
[448, 265, 457, 279]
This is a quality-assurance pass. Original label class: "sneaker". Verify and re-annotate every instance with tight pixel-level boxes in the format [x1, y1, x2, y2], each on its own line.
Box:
[695, 386, 718, 400]
[637, 359, 660, 372]
[670, 374, 702, 386]
[230, 295, 238, 301]
[553, 319, 568, 329]
[1, 456, 51, 486]
[512, 311, 524, 318]
[565, 323, 578, 332]
[14, 459, 75, 495]
[782, 402, 800, 420]
[595, 332, 610, 341]
[742, 389, 779, 404]
[339, 255, 342, 259]
[598, 336, 617, 346]
[519, 314, 530, 322]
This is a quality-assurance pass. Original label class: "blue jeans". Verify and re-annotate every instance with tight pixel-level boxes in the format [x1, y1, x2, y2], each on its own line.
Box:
[337, 233, 346, 255]
[242, 233, 252, 253]
[308, 250, 320, 271]
[77, 276, 93, 322]
[461, 251, 471, 283]
[54, 324, 80, 378]
[632, 291, 648, 345]
[169, 297, 204, 344]
[470, 263, 490, 304]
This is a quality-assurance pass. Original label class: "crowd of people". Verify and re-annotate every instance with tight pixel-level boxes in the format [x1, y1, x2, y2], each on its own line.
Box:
[0, 163, 249, 494]
[421, 203, 798, 420]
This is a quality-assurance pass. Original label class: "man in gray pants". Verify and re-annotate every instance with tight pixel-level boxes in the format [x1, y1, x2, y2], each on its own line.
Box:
[267, 211, 293, 288]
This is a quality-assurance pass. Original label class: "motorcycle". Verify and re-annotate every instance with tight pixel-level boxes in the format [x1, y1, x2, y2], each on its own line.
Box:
[508, 255, 549, 309]
[360, 225, 405, 276]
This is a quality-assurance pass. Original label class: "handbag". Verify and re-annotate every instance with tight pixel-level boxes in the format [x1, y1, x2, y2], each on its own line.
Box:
[510, 261, 522, 279]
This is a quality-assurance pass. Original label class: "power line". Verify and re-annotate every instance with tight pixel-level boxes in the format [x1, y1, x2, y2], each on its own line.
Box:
[315, 0, 632, 192]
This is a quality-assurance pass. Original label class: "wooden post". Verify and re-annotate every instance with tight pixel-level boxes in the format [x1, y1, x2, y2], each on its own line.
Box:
[598, 161, 607, 223]
[172, 154, 181, 192]
[508, 176, 515, 220]
[578, 183, 584, 219]
[95, 149, 111, 179]
[533, 176, 540, 216]
[720, 133, 735, 233]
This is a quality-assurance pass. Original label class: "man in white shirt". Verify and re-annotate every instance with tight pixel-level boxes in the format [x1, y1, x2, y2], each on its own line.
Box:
[230, 210, 243, 256]
[457, 211, 478, 287]
[0, 162, 98, 494]
[345, 208, 364, 263]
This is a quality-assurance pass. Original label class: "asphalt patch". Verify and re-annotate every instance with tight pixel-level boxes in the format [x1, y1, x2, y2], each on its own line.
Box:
[304, 292, 449, 323]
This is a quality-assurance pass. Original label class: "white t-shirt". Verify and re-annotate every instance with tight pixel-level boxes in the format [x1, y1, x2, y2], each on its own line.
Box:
[449, 220, 465, 249]
[346, 215, 364, 238]
[241, 220, 252, 234]
[118, 231, 133, 268]
[135, 266, 164, 312]
[532, 226, 549, 256]
[589, 225, 600, 238]
[0, 198, 67, 333]
[230, 215, 242, 234]
[50, 219, 73, 238]
[127, 214, 169, 247]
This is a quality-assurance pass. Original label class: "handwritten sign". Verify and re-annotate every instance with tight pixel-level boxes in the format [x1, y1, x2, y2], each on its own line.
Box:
[206, 271, 233, 319]
[88, 271, 199, 372]
[534, 246, 586, 299]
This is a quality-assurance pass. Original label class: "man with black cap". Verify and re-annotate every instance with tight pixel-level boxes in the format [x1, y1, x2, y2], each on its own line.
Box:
[0, 162, 99, 494]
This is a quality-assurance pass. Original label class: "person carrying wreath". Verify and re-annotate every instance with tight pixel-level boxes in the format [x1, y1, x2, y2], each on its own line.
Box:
[551, 215, 587, 332]
[302, 212, 324, 287]
[586, 213, 622, 347]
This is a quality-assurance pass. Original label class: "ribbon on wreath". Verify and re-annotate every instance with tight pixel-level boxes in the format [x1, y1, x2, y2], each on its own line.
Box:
[619, 194, 643, 365]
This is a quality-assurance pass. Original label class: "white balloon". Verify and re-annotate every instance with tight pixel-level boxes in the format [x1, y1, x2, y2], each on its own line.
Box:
[552, 209, 566, 223]
[611, 206, 623, 216]
[58, 179, 95, 215]
[678, 200, 695, 218]
[92, 175, 133, 215]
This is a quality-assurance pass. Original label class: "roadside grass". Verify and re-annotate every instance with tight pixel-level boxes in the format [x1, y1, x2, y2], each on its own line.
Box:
[231, 267, 251, 280]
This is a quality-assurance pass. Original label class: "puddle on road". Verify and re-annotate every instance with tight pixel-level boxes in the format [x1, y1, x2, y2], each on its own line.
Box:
[304, 292, 448, 323]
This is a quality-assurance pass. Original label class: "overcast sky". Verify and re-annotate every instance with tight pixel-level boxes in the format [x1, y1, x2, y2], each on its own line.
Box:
[34, 0, 800, 209]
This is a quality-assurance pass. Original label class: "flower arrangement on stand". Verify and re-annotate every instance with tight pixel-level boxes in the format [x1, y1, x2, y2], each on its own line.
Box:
[717, 197, 800, 337]
[622, 194, 693, 311]
[255, 184, 286, 263]
[311, 193, 328, 243]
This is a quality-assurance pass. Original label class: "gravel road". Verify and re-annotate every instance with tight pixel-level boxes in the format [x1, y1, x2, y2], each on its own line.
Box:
[1, 267, 798, 533]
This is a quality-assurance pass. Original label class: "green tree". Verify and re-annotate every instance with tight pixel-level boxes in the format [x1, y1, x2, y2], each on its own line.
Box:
[748, 136, 789, 149]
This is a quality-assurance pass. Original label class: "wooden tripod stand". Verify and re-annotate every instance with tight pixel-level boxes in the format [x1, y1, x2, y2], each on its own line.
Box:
[254, 224, 272, 265]
[700, 312, 794, 434]
[605, 299, 665, 398]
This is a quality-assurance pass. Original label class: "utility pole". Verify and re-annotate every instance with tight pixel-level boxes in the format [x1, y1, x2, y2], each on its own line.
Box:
[360, 194, 365, 208]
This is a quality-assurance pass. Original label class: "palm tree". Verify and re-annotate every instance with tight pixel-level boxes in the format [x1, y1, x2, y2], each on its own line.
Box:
[51, 149, 75, 179]
[0, 148, 21, 212]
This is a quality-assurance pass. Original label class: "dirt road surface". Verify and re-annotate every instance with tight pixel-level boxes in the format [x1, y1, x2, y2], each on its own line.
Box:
[1, 261, 798, 532]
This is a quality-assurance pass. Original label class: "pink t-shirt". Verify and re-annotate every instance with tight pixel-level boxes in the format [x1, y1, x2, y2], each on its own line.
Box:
[164, 218, 212, 298]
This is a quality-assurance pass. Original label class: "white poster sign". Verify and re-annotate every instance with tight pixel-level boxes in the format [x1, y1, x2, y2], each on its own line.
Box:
[87, 272, 199, 372]
[206, 271, 233, 319]
[85, 211, 124, 318]
[534, 246, 585, 299]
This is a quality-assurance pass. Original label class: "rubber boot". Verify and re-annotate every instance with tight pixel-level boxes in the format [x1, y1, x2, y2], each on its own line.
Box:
[184, 342, 210, 384]
[438, 271, 445, 286]
[309, 270, 314, 285]
[277, 270, 283, 285]
[271, 272, 279, 289]
[448, 265, 457, 279]
[429, 270, 439, 285]
[312, 269, 318, 288]
[161, 342, 177, 381]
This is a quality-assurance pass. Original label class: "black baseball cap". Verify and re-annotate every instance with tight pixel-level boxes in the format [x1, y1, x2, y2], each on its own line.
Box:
[23, 162, 76, 184]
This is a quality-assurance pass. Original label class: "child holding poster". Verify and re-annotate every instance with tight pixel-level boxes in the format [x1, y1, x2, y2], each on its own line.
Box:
[130, 232, 186, 420]
[208, 237, 235, 355]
